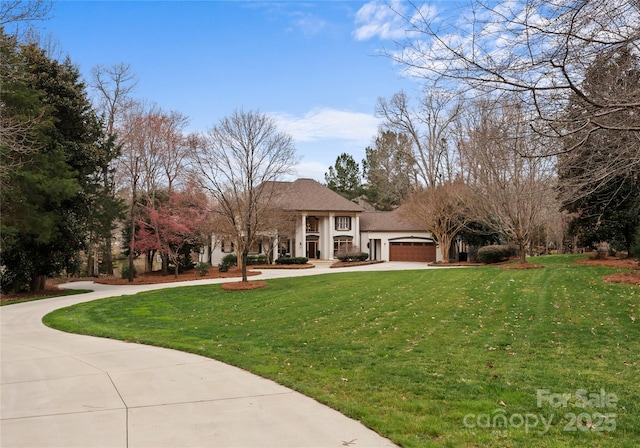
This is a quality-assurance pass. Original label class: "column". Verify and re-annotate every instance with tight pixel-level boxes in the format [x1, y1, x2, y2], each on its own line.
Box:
[299, 214, 307, 258]
[328, 213, 335, 260]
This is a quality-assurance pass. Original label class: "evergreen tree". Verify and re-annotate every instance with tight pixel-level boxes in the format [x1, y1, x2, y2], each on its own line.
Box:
[362, 130, 414, 210]
[0, 33, 109, 292]
[324, 153, 363, 201]
[559, 45, 640, 254]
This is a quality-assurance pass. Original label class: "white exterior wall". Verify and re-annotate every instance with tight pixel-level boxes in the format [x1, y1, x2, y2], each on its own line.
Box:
[203, 212, 366, 264]
[360, 231, 441, 263]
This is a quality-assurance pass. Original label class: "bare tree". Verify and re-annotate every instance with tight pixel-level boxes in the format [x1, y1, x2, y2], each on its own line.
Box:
[401, 181, 472, 263]
[460, 97, 555, 263]
[387, 0, 639, 130]
[91, 63, 137, 138]
[385, 0, 640, 199]
[90, 63, 137, 275]
[377, 89, 462, 188]
[1, 0, 51, 26]
[190, 110, 298, 282]
[116, 103, 144, 281]
[116, 102, 192, 275]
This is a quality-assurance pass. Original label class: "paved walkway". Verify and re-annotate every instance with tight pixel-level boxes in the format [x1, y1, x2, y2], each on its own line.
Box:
[1, 262, 437, 447]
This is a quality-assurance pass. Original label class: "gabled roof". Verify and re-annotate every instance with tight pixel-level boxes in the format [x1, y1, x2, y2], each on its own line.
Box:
[268, 178, 364, 213]
[360, 208, 424, 232]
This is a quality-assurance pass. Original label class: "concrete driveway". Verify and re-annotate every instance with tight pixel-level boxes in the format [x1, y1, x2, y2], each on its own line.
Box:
[1, 262, 436, 447]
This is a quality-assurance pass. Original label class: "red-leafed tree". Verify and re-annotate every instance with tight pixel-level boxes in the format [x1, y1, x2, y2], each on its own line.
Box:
[135, 183, 210, 278]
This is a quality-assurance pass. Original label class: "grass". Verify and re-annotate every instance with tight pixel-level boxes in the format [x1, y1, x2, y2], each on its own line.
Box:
[44, 255, 639, 447]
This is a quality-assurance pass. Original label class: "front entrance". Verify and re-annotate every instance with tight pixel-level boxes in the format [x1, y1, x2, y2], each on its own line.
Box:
[306, 241, 318, 259]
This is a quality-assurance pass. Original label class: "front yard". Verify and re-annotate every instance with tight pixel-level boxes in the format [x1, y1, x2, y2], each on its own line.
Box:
[44, 255, 639, 447]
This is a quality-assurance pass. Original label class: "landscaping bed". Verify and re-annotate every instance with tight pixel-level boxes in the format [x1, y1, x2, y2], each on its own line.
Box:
[576, 255, 639, 285]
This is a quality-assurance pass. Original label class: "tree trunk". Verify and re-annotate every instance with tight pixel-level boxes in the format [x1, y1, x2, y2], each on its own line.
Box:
[30, 272, 46, 292]
[241, 249, 249, 282]
[161, 253, 169, 276]
[87, 252, 95, 277]
[519, 240, 527, 264]
[105, 236, 113, 275]
[439, 235, 452, 264]
[128, 192, 136, 282]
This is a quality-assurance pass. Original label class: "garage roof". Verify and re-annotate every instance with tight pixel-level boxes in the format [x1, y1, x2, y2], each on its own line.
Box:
[360, 209, 424, 232]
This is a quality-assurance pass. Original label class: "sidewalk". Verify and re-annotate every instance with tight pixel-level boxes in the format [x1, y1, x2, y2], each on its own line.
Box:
[0, 263, 432, 447]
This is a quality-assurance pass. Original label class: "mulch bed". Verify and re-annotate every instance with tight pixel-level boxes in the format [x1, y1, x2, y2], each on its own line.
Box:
[250, 264, 314, 269]
[575, 256, 640, 286]
[0, 284, 71, 304]
[330, 260, 385, 268]
[575, 257, 639, 270]
[93, 266, 259, 285]
[221, 281, 268, 290]
[604, 272, 640, 286]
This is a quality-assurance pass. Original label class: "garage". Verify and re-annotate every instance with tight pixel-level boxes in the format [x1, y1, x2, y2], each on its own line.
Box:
[389, 241, 437, 262]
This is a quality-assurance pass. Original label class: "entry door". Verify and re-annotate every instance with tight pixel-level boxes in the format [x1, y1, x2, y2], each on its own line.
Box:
[307, 241, 318, 259]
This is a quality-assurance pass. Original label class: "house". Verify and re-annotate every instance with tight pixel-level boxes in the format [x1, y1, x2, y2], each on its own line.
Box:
[201, 178, 441, 265]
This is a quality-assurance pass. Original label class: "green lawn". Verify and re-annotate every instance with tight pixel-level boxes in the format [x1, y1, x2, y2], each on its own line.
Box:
[44, 255, 639, 447]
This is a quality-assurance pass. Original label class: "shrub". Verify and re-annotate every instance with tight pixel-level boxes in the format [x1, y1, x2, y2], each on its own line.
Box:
[247, 254, 268, 265]
[275, 256, 309, 265]
[336, 251, 369, 262]
[196, 262, 210, 276]
[120, 262, 137, 279]
[477, 245, 517, 264]
[218, 253, 237, 272]
[594, 248, 608, 260]
[631, 226, 640, 260]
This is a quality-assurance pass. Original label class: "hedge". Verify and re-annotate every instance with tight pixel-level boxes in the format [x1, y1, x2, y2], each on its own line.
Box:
[275, 256, 309, 265]
[477, 245, 517, 264]
[336, 252, 369, 262]
[247, 254, 268, 265]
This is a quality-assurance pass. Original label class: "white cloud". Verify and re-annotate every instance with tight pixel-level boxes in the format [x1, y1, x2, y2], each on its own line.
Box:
[272, 108, 380, 143]
[290, 11, 327, 38]
[353, 0, 406, 41]
[353, 1, 438, 41]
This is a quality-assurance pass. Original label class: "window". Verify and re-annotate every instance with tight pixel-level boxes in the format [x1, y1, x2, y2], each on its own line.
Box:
[334, 236, 354, 256]
[335, 216, 351, 231]
[221, 241, 235, 253]
[306, 216, 319, 232]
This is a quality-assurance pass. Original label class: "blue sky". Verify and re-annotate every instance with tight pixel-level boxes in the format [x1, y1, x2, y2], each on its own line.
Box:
[37, 0, 431, 181]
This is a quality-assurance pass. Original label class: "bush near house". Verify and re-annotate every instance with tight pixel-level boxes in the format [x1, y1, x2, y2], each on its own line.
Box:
[217, 254, 237, 272]
[477, 244, 517, 264]
[336, 251, 369, 262]
[196, 262, 210, 276]
[120, 263, 137, 279]
[247, 254, 268, 265]
[275, 257, 308, 265]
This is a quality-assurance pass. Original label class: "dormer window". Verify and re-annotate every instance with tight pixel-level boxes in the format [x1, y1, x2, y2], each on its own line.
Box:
[335, 216, 351, 231]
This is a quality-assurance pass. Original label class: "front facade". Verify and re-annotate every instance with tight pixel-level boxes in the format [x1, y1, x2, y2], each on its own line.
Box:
[202, 178, 441, 264]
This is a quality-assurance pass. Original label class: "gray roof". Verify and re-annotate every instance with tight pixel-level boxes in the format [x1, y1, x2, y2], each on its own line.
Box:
[268, 178, 364, 213]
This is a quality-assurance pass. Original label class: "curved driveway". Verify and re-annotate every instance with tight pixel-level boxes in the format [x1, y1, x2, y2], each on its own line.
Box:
[1, 262, 436, 447]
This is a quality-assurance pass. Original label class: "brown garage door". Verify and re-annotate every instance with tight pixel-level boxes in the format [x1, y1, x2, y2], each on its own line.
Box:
[389, 241, 436, 262]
